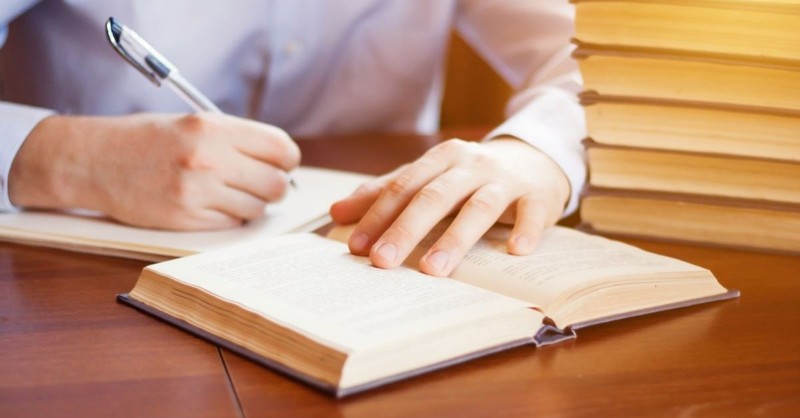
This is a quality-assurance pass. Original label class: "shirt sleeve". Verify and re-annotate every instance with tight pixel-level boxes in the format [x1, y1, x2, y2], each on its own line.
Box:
[455, 0, 586, 216]
[0, 103, 55, 211]
[1, 0, 55, 211]
[0, 0, 41, 41]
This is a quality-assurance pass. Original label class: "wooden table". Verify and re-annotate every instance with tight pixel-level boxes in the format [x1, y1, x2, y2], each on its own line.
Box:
[1, 132, 798, 417]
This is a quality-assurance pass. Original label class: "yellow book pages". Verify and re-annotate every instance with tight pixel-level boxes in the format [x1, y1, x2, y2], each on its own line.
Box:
[583, 99, 800, 162]
[577, 50, 800, 113]
[574, 1, 800, 61]
[573, 0, 800, 14]
[580, 190, 800, 254]
[587, 145, 800, 204]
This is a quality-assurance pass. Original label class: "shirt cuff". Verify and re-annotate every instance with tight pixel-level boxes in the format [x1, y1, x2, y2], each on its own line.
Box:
[0, 102, 56, 212]
[484, 88, 587, 216]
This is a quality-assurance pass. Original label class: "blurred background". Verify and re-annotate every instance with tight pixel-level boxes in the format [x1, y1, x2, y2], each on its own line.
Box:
[441, 33, 511, 130]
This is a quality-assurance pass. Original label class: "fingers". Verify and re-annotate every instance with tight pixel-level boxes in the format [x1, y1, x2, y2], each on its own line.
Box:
[160, 113, 298, 204]
[368, 167, 477, 269]
[222, 150, 292, 202]
[229, 118, 301, 171]
[418, 185, 511, 276]
[337, 138, 569, 277]
[330, 167, 406, 225]
[329, 181, 384, 225]
[219, 116, 299, 202]
[153, 168, 268, 231]
[177, 113, 298, 208]
[171, 209, 244, 231]
[205, 179, 269, 224]
[176, 113, 301, 172]
[347, 155, 457, 256]
[507, 195, 549, 255]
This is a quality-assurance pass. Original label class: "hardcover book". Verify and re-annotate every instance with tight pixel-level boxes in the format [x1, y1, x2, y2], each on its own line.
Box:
[586, 141, 800, 205]
[574, 0, 800, 62]
[119, 222, 737, 396]
[575, 45, 800, 113]
[581, 94, 800, 162]
[581, 188, 800, 255]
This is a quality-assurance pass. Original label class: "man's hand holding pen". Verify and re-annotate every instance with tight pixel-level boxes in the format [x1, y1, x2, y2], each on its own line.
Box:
[7, 17, 303, 231]
[104, 17, 299, 187]
[10, 112, 300, 230]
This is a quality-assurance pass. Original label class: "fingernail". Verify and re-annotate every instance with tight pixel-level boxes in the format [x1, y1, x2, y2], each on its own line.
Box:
[352, 184, 371, 196]
[425, 250, 450, 273]
[351, 233, 369, 252]
[514, 235, 530, 251]
[375, 242, 397, 263]
[281, 170, 294, 186]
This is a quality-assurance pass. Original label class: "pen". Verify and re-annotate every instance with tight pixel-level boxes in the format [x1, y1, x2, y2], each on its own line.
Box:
[105, 17, 221, 113]
[104, 17, 297, 187]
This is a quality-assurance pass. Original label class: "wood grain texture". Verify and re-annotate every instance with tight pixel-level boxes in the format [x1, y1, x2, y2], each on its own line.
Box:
[0, 245, 239, 418]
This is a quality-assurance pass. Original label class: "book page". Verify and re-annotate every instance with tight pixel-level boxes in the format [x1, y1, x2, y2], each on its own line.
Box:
[451, 226, 713, 310]
[149, 234, 537, 353]
[0, 167, 371, 259]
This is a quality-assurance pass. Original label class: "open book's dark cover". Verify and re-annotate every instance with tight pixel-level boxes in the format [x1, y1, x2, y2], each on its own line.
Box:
[116, 293, 552, 398]
[118, 283, 739, 396]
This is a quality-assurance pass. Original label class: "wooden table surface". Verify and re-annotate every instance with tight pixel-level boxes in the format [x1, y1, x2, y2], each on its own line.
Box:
[1, 132, 798, 418]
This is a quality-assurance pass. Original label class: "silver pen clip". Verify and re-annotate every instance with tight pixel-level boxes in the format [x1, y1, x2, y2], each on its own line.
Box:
[103, 16, 293, 186]
[104, 16, 222, 113]
[105, 17, 161, 86]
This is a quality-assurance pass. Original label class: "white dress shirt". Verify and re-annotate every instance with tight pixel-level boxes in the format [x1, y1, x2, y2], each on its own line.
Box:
[0, 0, 585, 213]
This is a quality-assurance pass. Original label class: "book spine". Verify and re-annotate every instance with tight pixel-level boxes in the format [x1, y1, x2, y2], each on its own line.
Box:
[579, 92, 800, 118]
[572, 42, 800, 70]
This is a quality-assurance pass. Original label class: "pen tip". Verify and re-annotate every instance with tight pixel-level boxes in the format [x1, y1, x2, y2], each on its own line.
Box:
[107, 17, 122, 41]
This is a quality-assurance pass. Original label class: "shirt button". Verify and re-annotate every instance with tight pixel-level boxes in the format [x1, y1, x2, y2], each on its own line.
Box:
[284, 40, 303, 56]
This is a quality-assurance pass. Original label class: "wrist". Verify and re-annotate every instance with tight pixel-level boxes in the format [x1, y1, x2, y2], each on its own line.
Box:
[486, 136, 572, 212]
[9, 115, 104, 211]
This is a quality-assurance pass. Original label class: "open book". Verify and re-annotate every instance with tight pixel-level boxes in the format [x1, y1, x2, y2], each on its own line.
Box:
[119, 222, 738, 397]
[0, 166, 371, 261]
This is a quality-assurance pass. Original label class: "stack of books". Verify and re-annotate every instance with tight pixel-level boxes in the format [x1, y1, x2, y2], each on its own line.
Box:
[572, 0, 800, 254]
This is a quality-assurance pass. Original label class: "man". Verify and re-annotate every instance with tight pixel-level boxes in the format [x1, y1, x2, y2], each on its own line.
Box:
[0, 0, 585, 276]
